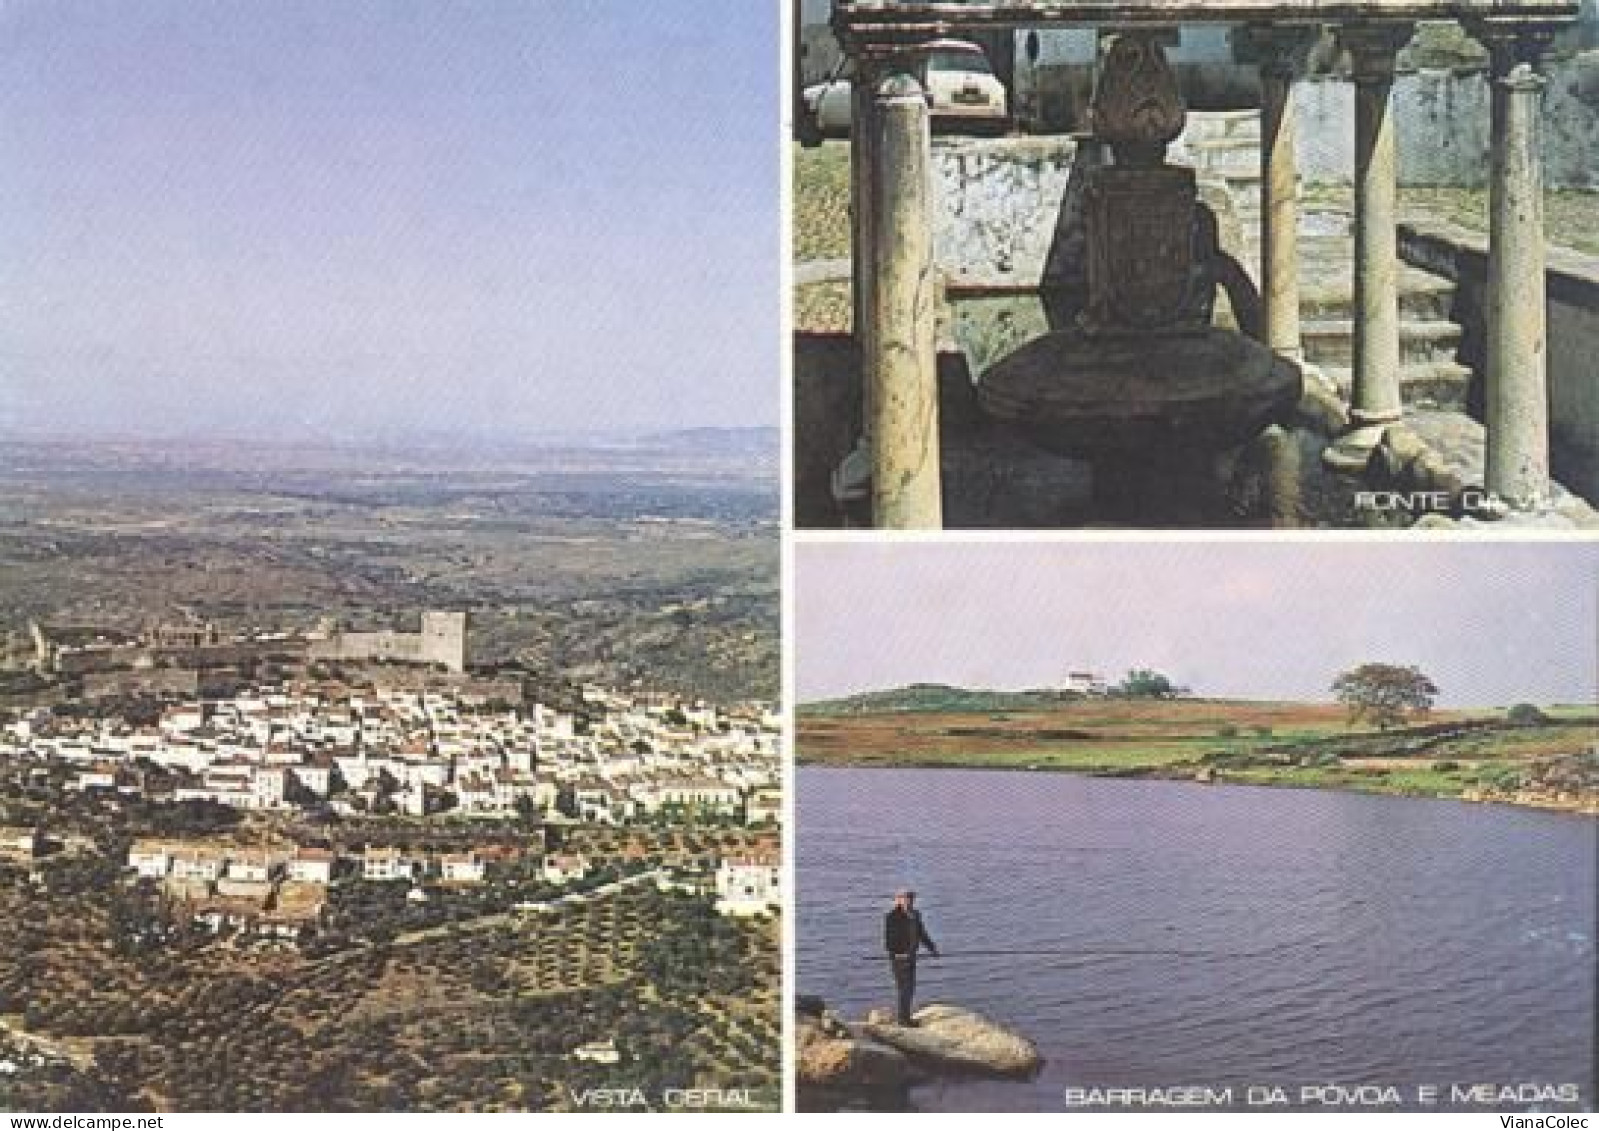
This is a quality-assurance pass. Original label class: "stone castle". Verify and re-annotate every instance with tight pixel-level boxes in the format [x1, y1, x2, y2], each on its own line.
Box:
[307, 610, 469, 674]
[8, 610, 469, 679]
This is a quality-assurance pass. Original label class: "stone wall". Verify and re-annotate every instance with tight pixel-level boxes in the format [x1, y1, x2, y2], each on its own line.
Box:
[82, 668, 201, 700]
[1015, 56, 1597, 188]
[309, 611, 467, 674]
[54, 641, 306, 676]
[1006, 20, 1597, 188]
[931, 136, 1080, 292]
[419, 611, 469, 673]
[1295, 55, 1599, 190]
[929, 127, 1248, 294]
[1399, 219, 1599, 504]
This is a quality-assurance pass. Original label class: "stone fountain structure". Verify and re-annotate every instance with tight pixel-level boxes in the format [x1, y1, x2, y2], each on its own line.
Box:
[831, 0, 1579, 529]
[976, 32, 1302, 523]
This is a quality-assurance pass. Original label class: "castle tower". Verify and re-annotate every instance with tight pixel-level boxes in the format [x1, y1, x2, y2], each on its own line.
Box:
[419, 610, 468, 674]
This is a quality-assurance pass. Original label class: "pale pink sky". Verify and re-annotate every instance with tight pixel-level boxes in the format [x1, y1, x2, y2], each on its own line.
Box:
[1, 1, 777, 441]
[796, 540, 1598, 708]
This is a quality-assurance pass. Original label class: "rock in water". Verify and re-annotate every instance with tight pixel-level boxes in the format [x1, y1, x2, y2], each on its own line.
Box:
[797, 1011, 909, 1094]
[862, 1003, 1043, 1077]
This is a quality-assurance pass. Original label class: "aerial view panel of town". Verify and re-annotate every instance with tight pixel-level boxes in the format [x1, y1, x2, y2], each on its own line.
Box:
[0, 437, 781, 1112]
[0, 0, 780, 1113]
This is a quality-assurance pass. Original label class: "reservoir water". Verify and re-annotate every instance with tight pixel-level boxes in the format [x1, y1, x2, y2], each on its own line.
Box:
[798, 767, 1596, 1112]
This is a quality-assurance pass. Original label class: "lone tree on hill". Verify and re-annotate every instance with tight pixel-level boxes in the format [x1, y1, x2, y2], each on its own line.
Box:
[1332, 663, 1439, 730]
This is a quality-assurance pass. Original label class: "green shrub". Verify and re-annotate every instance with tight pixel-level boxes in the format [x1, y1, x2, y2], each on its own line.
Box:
[1476, 765, 1523, 791]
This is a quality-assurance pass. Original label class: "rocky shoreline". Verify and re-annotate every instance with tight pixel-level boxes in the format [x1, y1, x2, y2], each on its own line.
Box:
[1162, 764, 1599, 816]
[796, 996, 1042, 1110]
[799, 758, 1599, 816]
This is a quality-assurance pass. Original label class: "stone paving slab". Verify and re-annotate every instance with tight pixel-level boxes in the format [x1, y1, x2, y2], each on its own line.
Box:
[1400, 409, 1599, 529]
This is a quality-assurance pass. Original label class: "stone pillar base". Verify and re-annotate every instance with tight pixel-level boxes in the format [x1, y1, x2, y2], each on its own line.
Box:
[1091, 449, 1230, 526]
[1322, 423, 1389, 474]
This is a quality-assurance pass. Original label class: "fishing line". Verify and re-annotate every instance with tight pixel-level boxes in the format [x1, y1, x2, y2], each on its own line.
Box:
[856, 936, 1329, 962]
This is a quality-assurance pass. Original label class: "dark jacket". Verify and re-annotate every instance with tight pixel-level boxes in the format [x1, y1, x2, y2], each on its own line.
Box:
[885, 906, 937, 959]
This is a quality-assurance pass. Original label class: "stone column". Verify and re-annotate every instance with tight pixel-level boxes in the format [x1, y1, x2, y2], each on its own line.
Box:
[831, 56, 881, 519]
[849, 59, 880, 368]
[1473, 23, 1555, 510]
[867, 66, 942, 528]
[1248, 27, 1319, 363]
[1325, 23, 1413, 474]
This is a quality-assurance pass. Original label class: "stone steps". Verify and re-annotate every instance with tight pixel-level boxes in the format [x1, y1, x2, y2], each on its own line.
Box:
[1243, 231, 1459, 316]
[1318, 360, 1476, 411]
[1180, 109, 1262, 144]
[1299, 266, 1459, 323]
[1184, 109, 1475, 414]
[1301, 317, 1464, 368]
[1180, 111, 1264, 216]
[1229, 219, 1473, 411]
[1186, 135, 1261, 176]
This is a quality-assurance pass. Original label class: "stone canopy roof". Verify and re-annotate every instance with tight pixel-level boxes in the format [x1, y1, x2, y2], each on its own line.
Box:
[833, 0, 1580, 46]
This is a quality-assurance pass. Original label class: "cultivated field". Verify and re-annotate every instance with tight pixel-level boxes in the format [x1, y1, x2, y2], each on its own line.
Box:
[797, 695, 1599, 810]
[0, 852, 779, 1112]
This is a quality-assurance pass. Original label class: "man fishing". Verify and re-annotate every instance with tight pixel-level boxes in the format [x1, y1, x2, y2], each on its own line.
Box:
[885, 889, 939, 1025]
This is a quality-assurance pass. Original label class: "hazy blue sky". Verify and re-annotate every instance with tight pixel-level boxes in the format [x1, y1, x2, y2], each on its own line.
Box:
[797, 541, 1599, 708]
[0, 1, 777, 440]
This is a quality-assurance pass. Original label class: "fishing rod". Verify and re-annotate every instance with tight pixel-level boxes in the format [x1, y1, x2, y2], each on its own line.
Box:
[856, 942, 1318, 962]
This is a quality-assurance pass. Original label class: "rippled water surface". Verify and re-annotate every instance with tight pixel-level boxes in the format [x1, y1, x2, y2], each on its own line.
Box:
[798, 767, 1596, 1112]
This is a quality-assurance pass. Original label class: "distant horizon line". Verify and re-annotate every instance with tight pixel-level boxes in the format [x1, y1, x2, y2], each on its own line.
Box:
[799, 681, 1596, 712]
[0, 424, 780, 448]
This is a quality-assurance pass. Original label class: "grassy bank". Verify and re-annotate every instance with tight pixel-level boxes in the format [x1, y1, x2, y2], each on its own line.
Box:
[793, 141, 852, 263]
[797, 697, 1599, 812]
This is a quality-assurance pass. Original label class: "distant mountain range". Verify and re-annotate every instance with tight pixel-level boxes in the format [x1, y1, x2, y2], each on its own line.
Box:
[0, 425, 781, 456]
[641, 427, 779, 456]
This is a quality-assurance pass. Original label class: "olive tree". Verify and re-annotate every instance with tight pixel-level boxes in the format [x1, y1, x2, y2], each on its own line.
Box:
[1332, 663, 1439, 730]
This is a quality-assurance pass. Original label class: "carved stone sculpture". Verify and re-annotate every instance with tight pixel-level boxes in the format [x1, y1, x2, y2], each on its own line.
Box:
[976, 31, 1302, 523]
[1089, 33, 1186, 167]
